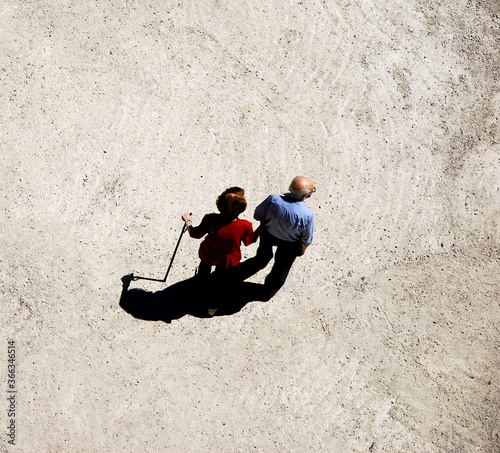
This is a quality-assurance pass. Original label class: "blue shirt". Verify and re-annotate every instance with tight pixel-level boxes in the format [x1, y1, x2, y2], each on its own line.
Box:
[254, 193, 314, 246]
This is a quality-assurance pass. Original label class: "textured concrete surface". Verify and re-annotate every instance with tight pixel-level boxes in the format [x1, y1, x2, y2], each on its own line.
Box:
[1, 1, 499, 451]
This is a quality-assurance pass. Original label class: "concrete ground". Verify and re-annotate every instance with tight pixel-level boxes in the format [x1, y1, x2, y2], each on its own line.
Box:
[1, 1, 499, 451]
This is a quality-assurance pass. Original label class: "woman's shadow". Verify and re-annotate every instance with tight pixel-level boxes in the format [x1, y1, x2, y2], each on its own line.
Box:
[119, 274, 270, 323]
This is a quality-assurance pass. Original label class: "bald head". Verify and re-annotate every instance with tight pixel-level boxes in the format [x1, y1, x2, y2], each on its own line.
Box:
[289, 176, 315, 200]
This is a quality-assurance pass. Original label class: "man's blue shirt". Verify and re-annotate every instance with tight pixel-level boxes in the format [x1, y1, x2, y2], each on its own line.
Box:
[254, 193, 314, 246]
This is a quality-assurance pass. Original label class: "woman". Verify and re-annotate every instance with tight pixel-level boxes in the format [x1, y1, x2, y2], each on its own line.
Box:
[182, 187, 259, 315]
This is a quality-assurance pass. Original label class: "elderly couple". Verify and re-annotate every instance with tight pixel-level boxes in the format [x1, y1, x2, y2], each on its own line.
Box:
[182, 176, 315, 316]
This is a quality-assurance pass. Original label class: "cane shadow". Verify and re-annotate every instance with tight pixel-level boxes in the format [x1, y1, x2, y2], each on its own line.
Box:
[119, 276, 269, 323]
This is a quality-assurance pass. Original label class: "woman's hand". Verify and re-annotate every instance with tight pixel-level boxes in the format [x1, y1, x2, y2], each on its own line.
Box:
[182, 212, 194, 235]
[252, 221, 264, 243]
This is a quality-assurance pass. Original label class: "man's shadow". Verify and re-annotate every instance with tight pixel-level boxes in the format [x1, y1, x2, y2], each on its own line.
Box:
[119, 275, 270, 323]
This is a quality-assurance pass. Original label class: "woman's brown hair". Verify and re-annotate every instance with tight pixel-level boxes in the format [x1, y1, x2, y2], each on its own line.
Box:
[216, 187, 247, 218]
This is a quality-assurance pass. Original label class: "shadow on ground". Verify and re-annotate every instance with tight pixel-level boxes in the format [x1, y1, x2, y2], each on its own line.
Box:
[119, 276, 269, 323]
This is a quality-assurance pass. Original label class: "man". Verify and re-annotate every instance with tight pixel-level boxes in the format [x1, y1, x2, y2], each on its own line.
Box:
[234, 176, 315, 300]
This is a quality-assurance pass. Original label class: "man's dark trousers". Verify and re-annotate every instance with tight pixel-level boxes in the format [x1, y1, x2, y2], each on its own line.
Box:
[232, 228, 299, 299]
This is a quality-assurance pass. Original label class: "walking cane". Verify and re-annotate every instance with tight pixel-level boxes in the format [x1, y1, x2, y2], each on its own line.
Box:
[132, 222, 188, 283]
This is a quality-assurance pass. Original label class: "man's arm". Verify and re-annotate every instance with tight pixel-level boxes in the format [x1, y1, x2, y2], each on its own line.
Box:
[254, 195, 272, 221]
[299, 216, 314, 254]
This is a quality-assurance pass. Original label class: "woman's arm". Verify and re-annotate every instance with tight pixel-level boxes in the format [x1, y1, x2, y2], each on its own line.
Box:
[251, 221, 264, 243]
[182, 212, 206, 239]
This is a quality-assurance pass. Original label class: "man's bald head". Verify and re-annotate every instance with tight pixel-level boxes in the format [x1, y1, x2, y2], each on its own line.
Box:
[289, 176, 315, 200]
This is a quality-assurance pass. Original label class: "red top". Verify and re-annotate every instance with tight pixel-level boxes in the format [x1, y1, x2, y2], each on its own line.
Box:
[190, 214, 254, 268]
